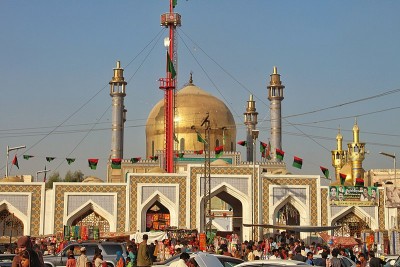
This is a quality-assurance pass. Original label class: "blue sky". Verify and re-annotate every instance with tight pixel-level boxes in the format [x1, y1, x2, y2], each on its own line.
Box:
[1, 0, 400, 180]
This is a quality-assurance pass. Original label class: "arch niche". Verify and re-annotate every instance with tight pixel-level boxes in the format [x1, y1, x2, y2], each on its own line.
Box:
[331, 207, 375, 238]
[0, 202, 26, 236]
[140, 193, 176, 232]
[199, 183, 249, 241]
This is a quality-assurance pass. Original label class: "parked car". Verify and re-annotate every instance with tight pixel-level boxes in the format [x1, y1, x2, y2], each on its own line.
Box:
[234, 259, 309, 267]
[153, 252, 243, 267]
[43, 242, 127, 267]
[313, 254, 356, 267]
[0, 254, 14, 267]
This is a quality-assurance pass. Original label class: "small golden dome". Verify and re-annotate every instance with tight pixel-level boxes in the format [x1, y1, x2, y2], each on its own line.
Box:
[146, 79, 237, 157]
[82, 176, 103, 183]
[148, 167, 166, 173]
[210, 159, 230, 166]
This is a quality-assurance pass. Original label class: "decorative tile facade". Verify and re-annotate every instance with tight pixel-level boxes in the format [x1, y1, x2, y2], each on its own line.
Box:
[321, 188, 328, 226]
[54, 184, 126, 233]
[262, 177, 318, 225]
[0, 184, 42, 235]
[379, 188, 385, 229]
[189, 166, 256, 229]
[129, 176, 186, 231]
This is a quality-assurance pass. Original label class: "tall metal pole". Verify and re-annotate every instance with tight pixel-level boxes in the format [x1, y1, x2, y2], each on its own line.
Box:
[159, 0, 181, 173]
[252, 130, 259, 242]
[201, 113, 212, 238]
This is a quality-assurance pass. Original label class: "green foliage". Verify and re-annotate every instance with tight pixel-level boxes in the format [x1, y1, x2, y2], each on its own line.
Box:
[45, 172, 61, 189]
[64, 170, 84, 182]
[45, 170, 85, 189]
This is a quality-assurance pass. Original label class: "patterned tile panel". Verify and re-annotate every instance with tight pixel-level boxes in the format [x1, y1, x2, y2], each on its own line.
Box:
[129, 176, 186, 231]
[379, 189, 385, 229]
[0, 184, 43, 235]
[67, 195, 115, 215]
[321, 188, 328, 226]
[262, 177, 318, 225]
[0, 194, 29, 216]
[189, 166, 256, 230]
[54, 185, 126, 234]
[142, 186, 176, 204]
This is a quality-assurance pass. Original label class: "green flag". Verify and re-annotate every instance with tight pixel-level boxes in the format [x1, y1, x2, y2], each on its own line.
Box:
[197, 133, 206, 144]
[320, 166, 329, 179]
[173, 0, 177, 8]
[111, 158, 122, 169]
[292, 156, 303, 169]
[23, 155, 34, 160]
[167, 52, 176, 79]
[46, 157, 55, 162]
[131, 157, 141, 163]
[88, 159, 98, 170]
[215, 146, 224, 158]
[66, 158, 75, 165]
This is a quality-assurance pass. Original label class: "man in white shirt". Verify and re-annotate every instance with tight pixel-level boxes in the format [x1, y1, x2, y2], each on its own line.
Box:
[170, 252, 190, 267]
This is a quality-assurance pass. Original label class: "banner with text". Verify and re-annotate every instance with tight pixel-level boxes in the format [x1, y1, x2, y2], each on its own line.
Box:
[329, 186, 378, 206]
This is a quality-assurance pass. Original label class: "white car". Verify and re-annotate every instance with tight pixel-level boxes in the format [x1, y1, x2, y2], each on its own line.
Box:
[233, 259, 309, 267]
[153, 252, 243, 267]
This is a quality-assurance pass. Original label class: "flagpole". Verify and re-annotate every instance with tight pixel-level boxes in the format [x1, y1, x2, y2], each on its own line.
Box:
[6, 145, 26, 177]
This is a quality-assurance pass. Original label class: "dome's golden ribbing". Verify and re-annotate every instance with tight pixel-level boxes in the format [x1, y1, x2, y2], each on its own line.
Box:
[146, 82, 236, 157]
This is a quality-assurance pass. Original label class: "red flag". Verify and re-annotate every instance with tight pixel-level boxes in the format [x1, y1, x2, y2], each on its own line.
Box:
[12, 155, 19, 169]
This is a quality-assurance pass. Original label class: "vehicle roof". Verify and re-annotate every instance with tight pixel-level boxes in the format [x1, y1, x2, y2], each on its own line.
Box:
[235, 259, 309, 267]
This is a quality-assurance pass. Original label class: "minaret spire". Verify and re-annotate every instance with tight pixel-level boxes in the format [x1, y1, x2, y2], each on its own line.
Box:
[348, 118, 365, 185]
[267, 66, 285, 162]
[109, 61, 127, 160]
[244, 95, 258, 161]
[159, 0, 181, 172]
[331, 127, 347, 182]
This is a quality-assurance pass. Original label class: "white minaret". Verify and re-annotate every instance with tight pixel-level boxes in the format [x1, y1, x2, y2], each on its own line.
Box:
[244, 95, 258, 162]
[267, 66, 285, 162]
[109, 61, 127, 159]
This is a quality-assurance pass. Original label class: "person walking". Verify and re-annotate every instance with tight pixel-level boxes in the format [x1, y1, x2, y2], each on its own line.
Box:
[137, 234, 152, 267]
[76, 247, 88, 267]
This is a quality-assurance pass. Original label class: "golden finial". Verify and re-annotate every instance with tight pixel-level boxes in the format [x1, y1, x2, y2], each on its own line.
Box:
[189, 72, 193, 84]
[273, 66, 278, 74]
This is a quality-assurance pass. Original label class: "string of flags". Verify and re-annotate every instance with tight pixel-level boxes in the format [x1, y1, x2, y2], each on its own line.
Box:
[9, 132, 332, 178]
[236, 139, 331, 179]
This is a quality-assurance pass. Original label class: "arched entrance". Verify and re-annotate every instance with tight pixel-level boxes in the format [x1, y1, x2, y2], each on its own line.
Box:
[145, 201, 170, 231]
[200, 187, 245, 240]
[71, 210, 110, 239]
[276, 202, 300, 225]
[333, 212, 368, 237]
[0, 210, 23, 237]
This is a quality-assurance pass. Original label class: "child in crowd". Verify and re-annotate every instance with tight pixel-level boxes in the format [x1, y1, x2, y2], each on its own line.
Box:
[66, 253, 77, 267]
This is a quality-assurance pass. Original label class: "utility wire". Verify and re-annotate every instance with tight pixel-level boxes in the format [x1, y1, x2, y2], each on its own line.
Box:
[284, 88, 400, 119]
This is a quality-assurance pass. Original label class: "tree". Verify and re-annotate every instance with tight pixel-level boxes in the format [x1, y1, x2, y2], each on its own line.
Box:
[64, 170, 84, 182]
[45, 172, 61, 189]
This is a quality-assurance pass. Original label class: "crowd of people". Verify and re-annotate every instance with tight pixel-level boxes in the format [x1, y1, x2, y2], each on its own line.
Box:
[3, 232, 391, 267]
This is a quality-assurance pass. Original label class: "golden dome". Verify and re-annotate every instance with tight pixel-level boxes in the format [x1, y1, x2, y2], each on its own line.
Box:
[146, 80, 237, 157]
[210, 159, 231, 166]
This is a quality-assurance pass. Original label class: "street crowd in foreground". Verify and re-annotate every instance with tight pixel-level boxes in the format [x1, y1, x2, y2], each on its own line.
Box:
[4, 232, 389, 267]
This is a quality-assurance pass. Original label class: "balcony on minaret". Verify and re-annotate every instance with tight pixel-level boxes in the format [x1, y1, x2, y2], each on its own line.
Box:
[161, 13, 182, 27]
[159, 78, 176, 90]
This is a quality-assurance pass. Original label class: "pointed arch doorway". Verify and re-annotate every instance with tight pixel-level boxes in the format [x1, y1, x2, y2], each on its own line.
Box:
[0, 210, 24, 237]
[71, 210, 110, 239]
[276, 202, 300, 226]
[333, 212, 368, 238]
[145, 201, 170, 231]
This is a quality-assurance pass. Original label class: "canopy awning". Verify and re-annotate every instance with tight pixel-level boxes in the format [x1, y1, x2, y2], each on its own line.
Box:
[242, 224, 342, 233]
